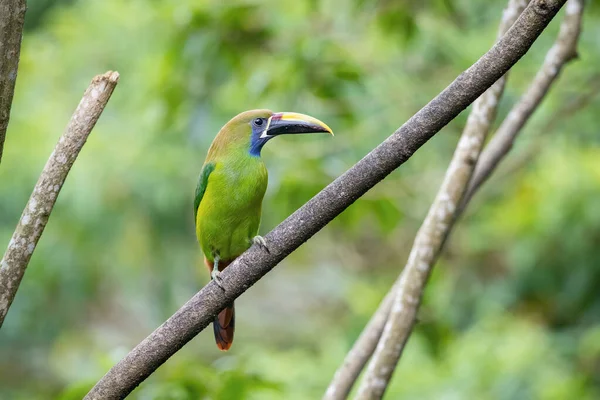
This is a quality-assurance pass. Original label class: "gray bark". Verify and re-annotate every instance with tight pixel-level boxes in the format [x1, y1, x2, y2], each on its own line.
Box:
[330, 1, 531, 398]
[0, 71, 120, 327]
[0, 0, 26, 164]
[326, 1, 583, 398]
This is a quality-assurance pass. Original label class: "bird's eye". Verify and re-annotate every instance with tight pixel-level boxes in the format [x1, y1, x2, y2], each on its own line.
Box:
[253, 118, 264, 126]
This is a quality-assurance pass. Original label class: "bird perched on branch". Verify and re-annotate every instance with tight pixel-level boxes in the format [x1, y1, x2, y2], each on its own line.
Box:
[194, 109, 333, 350]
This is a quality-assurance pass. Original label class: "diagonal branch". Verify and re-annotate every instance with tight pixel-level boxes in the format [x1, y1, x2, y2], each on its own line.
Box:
[84, 2, 567, 398]
[0, 0, 27, 165]
[325, 1, 583, 399]
[0, 71, 120, 327]
[324, 285, 397, 400]
[353, 3, 553, 399]
[325, 1, 530, 398]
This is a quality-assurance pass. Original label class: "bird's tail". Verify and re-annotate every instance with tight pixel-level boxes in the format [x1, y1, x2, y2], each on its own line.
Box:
[204, 257, 235, 351]
[214, 303, 235, 351]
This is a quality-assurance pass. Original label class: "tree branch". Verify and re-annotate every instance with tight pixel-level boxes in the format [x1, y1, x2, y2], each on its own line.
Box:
[324, 1, 583, 398]
[325, 1, 531, 398]
[0, 0, 27, 165]
[324, 285, 397, 400]
[84, 2, 567, 398]
[462, 0, 584, 206]
[0, 71, 120, 327]
[353, 3, 544, 399]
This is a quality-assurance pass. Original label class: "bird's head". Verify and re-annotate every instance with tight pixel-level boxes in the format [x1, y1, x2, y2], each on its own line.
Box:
[216, 109, 333, 157]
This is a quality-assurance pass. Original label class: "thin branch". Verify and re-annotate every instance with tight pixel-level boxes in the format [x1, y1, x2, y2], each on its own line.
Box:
[84, 2, 567, 398]
[325, 285, 397, 400]
[0, 0, 27, 165]
[462, 0, 584, 206]
[329, 1, 584, 399]
[353, 2, 537, 399]
[325, 1, 531, 398]
[0, 71, 120, 327]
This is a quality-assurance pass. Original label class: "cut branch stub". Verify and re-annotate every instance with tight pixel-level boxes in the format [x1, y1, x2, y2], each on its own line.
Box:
[0, 71, 120, 327]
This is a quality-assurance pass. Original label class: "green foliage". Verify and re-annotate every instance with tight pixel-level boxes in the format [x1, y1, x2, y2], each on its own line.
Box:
[1, 0, 600, 398]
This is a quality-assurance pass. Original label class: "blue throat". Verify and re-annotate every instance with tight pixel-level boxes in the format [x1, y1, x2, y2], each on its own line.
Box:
[249, 128, 270, 157]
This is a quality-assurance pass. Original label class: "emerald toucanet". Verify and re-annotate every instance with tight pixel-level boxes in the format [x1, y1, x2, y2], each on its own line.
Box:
[194, 109, 333, 350]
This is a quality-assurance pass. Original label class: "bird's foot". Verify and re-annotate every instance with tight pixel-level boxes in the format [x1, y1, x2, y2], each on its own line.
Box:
[211, 268, 224, 290]
[253, 235, 269, 253]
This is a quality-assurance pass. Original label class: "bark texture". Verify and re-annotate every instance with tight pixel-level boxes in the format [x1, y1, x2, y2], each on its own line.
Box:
[0, 0, 27, 164]
[326, 1, 530, 398]
[0, 71, 120, 327]
[84, 2, 567, 398]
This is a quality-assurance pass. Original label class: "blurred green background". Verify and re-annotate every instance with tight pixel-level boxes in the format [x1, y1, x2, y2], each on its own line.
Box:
[1, 0, 600, 399]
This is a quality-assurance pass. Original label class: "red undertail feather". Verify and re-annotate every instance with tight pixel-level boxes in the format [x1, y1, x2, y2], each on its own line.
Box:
[204, 257, 235, 351]
[214, 304, 235, 351]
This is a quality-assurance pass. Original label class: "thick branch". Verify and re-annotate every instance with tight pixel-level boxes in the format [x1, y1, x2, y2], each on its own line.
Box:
[462, 0, 584, 205]
[84, 2, 566, 398]
[0, 0, 27, 165]
[0, 71, 120, 327]
[325, 1, 531, 398]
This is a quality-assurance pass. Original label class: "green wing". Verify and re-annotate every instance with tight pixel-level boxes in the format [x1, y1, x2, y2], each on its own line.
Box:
[194, 162, 215, 221]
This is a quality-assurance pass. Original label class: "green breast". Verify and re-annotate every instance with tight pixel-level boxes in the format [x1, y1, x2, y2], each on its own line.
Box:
[196, 155, 268, 261]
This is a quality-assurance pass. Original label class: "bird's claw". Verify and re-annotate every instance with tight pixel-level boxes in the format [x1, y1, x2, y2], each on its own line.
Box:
[211, 269, 224, 289]
[253, 235, 269, 253]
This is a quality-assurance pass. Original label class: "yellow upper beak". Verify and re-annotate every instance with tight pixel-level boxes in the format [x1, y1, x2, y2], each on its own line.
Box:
[266, 112, 333, 136]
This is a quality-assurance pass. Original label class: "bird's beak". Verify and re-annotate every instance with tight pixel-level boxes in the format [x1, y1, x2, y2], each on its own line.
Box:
[262, 112, 333, 138]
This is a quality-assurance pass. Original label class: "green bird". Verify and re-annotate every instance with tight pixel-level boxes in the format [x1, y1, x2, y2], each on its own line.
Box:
[194, 109, 333, 350]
